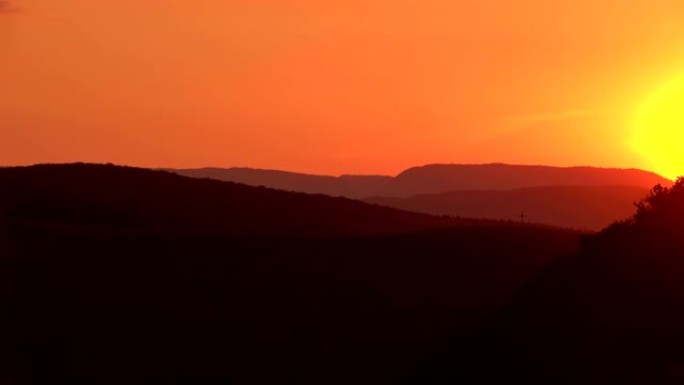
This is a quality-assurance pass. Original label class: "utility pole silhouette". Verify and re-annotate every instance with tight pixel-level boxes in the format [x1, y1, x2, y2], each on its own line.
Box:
[519, 211, 527, 224]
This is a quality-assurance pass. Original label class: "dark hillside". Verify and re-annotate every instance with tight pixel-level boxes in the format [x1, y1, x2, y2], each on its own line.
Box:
[419, 179, 684, 384]
[0, 164, 471, 237]
[1, 223, 578, 384]
[0, 163, 580, 384]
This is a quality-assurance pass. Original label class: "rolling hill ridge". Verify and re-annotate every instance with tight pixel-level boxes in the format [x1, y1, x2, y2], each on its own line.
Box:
[365, 185, 651, 230]
[0, 163, 474, 237]
[168, 163, 670, 198]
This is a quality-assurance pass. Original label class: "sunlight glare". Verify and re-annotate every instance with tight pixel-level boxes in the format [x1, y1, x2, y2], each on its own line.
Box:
[631, 73, 684, 180]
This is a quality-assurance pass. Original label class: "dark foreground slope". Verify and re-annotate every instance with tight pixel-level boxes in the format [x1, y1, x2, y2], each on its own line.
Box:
[0, 164, 579, 384]
[366, 185, 649, 230]
[418, 179, 684, 384]
[0, 163, 471, 237]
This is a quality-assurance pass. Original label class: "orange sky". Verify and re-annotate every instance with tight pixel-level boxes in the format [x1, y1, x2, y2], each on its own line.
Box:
[2, 0, 684, 175]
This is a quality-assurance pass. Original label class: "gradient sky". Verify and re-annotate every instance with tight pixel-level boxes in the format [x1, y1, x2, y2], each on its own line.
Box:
[2, 0, 684, 175]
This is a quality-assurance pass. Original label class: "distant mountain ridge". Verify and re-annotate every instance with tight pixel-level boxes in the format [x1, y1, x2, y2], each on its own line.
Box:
[166, 167, 392, 199]
[365, 185, 650, 231]
[391, 164, 670, 197]
[168, 164, 670, 199]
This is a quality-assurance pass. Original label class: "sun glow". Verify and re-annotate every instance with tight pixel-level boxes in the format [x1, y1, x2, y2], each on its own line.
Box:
[631, 74, 684, 180]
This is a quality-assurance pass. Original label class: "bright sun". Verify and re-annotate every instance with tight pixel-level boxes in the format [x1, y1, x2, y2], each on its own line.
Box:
[631, 73, 684, 180]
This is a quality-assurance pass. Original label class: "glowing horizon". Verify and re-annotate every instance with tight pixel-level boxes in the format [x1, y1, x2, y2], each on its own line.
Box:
[3, 1, 684, 176]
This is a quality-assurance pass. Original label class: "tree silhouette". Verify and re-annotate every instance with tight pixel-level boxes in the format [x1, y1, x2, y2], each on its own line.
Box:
[633, 177, 684, 218]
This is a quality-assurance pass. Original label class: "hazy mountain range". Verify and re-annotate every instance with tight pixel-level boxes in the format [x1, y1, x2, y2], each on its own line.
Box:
[168, 164, 669, 198]
[365, 185, 651, 230]
[168, 164, 671, 230]
[166, 167, 394, 199]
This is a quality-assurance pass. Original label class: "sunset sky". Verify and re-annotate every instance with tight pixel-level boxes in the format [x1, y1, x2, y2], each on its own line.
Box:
[2, 0, 684, 176]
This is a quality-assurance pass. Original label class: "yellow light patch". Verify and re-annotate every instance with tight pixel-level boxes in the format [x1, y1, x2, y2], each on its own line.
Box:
[632, 74, 684, 180]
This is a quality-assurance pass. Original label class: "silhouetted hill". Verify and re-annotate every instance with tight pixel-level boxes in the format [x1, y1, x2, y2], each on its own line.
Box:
[0, 163, 475, 237]
[169, 164, 670, 199]
[418, 179, 684, 384]
[0, 163, 582, 384]
[365, 185, 650, 230]
[391, 164, 670, 197]
[166, 167, 393, 198]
